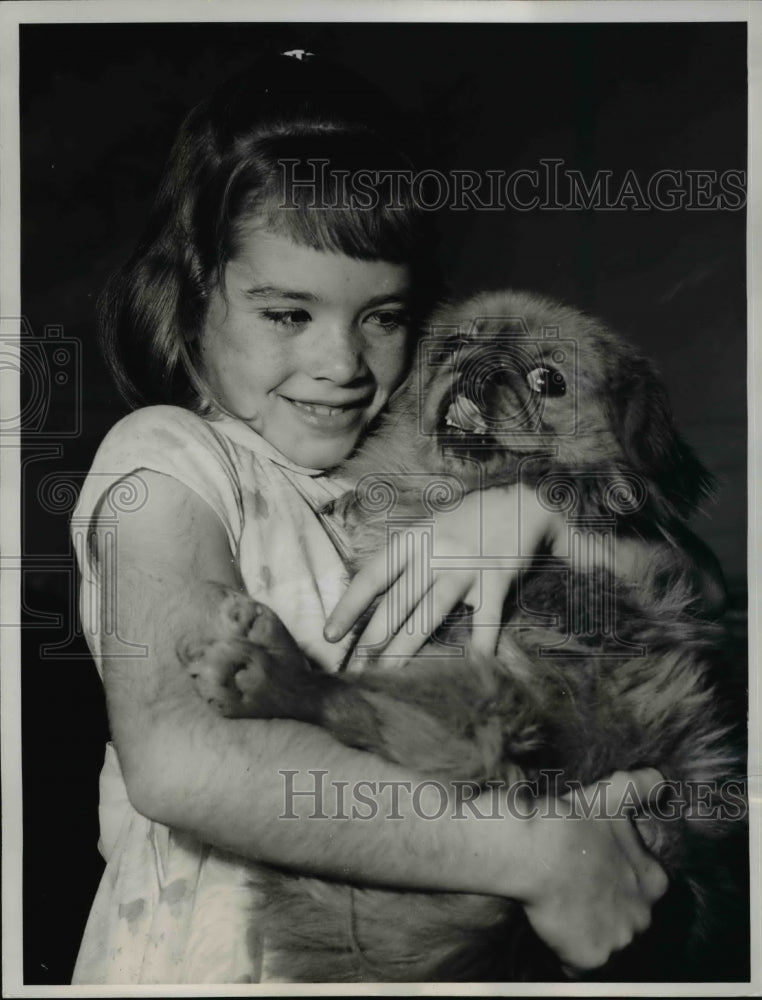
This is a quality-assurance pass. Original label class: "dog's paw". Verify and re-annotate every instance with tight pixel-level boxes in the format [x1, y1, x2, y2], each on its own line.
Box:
[198, 584, 307, 662]
[177, 589, 313, 718]
[180, 635, 279, 718]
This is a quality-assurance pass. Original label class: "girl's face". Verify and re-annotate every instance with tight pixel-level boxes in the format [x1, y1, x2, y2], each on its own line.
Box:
[200, 220, 412, 469]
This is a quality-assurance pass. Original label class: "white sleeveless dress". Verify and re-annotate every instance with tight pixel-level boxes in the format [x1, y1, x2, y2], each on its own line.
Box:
[71, 405, 355, 984]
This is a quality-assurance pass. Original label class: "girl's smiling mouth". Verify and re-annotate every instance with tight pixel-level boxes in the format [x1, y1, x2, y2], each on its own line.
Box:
[280, 394, 373, 430]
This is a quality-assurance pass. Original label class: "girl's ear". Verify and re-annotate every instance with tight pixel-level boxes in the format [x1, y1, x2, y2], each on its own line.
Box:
[610, 356, 716, 520]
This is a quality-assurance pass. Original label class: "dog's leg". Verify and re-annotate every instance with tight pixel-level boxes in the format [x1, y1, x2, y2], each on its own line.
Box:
[177, 583, 334, 721]
[175, 584, 412, 743]
[177, 584, 504, 779]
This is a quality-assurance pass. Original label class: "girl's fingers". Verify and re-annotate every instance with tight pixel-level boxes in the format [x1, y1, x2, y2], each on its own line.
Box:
[468, 576, 514, 654]
[561, 768, 669, 900]
[354, 567, 467, 662]
[588, 767, 664, 818]
[324, 549, 404, 641]
[604, 769, 669, 902]
[608, 815, 656, 887]
[333, 561, 519, 661]
[378, 574, 472, 663]
[353, 542, 437, 652]
[628, 834, 669, 902]
[611, 767, 666, 815]
[351, 573, 429, 657]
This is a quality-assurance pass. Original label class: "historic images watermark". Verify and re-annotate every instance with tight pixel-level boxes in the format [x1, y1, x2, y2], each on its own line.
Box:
[279, 769, 747, 822]
[278, 158, 746, 213]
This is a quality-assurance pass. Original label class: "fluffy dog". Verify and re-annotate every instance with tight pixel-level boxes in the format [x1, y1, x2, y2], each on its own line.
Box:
[182, 290, 743, 982]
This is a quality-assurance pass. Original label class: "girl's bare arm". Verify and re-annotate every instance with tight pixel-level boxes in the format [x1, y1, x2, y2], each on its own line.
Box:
[97, 470, 666, 970]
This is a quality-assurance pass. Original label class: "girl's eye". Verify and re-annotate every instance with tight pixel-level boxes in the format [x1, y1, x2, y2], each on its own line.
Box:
[366, 310, 408, 332]
[261, 309, 311, 328]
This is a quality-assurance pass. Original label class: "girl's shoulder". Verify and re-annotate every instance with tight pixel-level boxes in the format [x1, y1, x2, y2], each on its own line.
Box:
[78, 405, 245, 544]
[90, 404, 250, 480]
[96, 404, 228, 456]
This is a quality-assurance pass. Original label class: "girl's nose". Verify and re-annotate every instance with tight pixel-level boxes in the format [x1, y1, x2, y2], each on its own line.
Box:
[311, 323, 369, 384]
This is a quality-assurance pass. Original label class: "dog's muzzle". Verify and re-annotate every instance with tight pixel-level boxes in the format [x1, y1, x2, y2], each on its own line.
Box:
[440, 352, 566, 442]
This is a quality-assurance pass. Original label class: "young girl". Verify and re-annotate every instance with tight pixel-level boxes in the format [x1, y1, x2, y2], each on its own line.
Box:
[71, 51, 667, 984]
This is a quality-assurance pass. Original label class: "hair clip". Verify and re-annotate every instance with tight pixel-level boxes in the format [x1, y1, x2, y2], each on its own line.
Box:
[281, 49, 315, 61]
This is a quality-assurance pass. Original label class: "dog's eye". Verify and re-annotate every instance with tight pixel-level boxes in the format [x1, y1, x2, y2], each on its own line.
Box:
[526, 366, 566, 396]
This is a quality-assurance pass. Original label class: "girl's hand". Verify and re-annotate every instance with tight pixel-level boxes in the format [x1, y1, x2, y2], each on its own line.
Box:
[324, 483, 562, 665]
[523, 768, 669, 972]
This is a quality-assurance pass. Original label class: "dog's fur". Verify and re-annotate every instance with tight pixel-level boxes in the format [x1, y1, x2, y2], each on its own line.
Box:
[183, 290, 744, 982]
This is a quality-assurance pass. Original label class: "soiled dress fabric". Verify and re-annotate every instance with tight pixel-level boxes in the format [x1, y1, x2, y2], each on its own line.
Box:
[71, 405, 355, 984]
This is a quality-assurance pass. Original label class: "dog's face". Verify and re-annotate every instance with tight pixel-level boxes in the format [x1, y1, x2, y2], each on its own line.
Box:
[403, 290, 713, 522]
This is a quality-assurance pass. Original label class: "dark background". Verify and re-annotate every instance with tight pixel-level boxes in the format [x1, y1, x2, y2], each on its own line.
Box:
[19, 21, 748, 984]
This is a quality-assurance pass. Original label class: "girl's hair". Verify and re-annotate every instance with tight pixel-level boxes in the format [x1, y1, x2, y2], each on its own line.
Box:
[100, 51, 436, 409]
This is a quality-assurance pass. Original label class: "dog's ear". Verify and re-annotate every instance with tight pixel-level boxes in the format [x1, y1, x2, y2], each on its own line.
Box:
[610, 356, 716, 520]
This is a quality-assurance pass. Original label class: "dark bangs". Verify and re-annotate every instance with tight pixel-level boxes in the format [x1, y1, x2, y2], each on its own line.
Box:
[224, 128, 426, 267]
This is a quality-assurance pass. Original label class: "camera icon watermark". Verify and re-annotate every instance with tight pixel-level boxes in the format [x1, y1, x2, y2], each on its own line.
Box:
[0, 316, 81, 439]
[421, 314, 579, 444]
